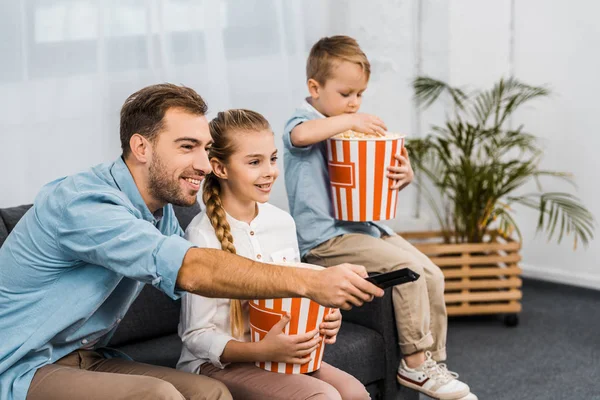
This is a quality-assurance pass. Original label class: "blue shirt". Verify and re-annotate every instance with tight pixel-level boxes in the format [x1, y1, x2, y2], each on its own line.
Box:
[0, 157, 193, 400]
[282, 100, 394, 258]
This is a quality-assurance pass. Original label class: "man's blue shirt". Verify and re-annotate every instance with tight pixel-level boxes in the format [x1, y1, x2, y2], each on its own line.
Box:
[0, 157, 193, 400]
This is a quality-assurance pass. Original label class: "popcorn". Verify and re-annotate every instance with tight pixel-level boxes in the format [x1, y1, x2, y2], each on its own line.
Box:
[333, 130, 403, 139]
[333, 129, 379, 139]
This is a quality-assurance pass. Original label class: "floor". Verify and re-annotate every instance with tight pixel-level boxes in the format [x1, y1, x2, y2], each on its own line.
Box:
[396, 278, 600, 400]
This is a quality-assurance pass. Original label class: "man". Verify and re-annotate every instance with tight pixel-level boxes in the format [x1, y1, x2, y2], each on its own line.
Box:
[0, 84, 383, 400]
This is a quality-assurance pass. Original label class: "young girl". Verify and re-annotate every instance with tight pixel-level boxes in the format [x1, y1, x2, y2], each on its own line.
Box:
[177, 109, 370, 400]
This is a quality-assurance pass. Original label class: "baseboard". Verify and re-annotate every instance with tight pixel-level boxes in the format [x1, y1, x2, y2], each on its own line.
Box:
[520, 263, 600, 291]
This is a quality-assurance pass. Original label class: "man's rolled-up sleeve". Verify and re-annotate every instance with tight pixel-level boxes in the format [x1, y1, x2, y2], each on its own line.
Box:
[56, 193, 193, 299]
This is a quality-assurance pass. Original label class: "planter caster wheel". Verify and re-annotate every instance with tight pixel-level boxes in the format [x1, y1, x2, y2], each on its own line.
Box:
[504, 314, 519, 327]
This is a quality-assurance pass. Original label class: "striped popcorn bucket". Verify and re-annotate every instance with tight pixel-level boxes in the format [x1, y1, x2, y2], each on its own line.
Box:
[327, 135, 405, 221]
[249, 297, 331, 374]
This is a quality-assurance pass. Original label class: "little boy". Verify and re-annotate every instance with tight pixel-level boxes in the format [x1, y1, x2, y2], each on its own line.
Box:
[282, 35, 477, 400]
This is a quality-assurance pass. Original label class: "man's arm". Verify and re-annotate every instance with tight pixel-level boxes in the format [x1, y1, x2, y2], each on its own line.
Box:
[176, 248, 383, 310]
[291, 113, 387, 148]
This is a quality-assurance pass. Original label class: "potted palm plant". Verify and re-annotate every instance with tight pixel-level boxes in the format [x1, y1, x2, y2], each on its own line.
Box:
[402, 76, 595, 326]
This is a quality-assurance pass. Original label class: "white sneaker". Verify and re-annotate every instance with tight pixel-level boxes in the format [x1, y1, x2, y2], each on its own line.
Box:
[458, 393, 478, 400]
[397, 351, 470, 400]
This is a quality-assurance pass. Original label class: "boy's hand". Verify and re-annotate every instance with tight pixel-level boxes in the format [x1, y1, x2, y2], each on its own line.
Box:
[349, 113, 387, 136]
[387, 146, 414, 190]
[320, 308, 342, 344]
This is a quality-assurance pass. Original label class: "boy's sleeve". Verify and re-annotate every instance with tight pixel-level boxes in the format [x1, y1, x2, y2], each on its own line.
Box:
[283, 113, 314, 153]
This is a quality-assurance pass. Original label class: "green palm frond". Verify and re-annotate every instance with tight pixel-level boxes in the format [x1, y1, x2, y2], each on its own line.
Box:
[484, 204, 523, 243]
[468, 77, 550, 128]
[507, 193, 595, 248]
[413, 77, 468, 110]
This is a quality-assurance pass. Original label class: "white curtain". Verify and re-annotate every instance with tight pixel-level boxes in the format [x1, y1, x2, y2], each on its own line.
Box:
[0, 0, 328, 208]
[0, 0, 423, 227]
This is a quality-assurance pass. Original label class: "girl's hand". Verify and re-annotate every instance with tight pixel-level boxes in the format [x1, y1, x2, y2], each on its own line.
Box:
[348, 113, 387, 136]
[320, 308, 342, 344]
[259, 313, 322, 364]
[387, 146, 414, 190]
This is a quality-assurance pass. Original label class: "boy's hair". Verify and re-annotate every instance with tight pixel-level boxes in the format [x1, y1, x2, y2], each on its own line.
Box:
[120, 83, 208, 158]
[203, 109, 271, 339]
[307, 35, 370, 85]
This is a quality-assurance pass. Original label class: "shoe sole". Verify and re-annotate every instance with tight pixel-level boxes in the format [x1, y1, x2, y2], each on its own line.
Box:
[397, 375, 470, 400]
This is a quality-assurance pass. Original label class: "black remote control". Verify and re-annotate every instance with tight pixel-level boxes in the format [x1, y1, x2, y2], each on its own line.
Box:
[366, 268, 420, 289]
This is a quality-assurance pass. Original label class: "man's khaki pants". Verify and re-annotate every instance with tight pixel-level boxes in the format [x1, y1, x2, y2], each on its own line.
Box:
[305, 233, 447, 361]
[26, 350, 232, 400]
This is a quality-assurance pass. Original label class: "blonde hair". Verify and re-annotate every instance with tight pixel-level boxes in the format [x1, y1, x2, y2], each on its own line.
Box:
[307, 35, 370, 85]
[203, 109, 271, 339]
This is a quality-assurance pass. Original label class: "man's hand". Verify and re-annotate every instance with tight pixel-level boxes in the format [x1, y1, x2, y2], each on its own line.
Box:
[258, 314, 321, 364]
[348, 113, 387, 136]
[320, 308, 342, 344]
[307, 263, 383, 310]
[387, 146, 414, 190]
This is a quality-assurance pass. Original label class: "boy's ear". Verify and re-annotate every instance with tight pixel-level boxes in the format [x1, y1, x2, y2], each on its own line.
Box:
[307, 78, 321, 99]
[210, 158, 228, 180]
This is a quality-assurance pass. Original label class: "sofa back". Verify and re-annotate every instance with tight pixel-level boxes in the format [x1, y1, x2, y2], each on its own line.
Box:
[0, 204, 33, 247]
[0, 202, 202, 347]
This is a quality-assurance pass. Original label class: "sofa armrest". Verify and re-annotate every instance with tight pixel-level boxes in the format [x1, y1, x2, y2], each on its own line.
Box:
[340, 287, 395, 337]
[341, 288, 415, 400]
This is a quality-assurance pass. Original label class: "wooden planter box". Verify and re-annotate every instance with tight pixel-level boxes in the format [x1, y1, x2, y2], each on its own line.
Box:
[400, 231, 522, 325]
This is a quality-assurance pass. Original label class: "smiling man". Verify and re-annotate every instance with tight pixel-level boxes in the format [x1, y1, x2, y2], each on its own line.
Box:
[0, 84, 383, 400]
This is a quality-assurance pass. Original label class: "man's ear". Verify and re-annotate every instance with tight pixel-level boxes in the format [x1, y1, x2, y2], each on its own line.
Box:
[307, 78, 321, 99]
[210, 158, 227, 180]
[129, 134, 152, 163]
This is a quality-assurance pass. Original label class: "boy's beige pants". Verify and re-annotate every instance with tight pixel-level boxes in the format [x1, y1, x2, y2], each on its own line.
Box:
[305, 233, 447, 361]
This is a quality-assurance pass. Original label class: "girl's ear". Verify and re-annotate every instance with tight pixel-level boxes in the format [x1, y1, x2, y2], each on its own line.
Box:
[211, 158, 227, 180]
[307, 78, 321, 99]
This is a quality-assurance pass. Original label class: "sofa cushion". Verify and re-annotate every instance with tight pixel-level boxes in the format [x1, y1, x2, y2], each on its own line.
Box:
[0, 204, 33, 233]
[323, 322, 386, 386]
[109, 285, 181, 347]
[116, 333, 183, 368]
[173, 203, 202, 231]
[0, 217, 8, 248]
[116, 321, 385, 388]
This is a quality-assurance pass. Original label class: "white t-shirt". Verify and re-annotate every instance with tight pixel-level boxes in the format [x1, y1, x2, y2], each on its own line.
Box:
[176, 202, 301, 374]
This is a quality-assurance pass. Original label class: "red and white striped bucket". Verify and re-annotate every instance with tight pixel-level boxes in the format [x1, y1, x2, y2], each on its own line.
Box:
[327, 135, 405, 221]
[249, 297, 331, 374]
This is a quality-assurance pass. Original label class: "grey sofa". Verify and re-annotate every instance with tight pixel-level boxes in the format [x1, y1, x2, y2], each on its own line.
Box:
[0, 203, 417, 400]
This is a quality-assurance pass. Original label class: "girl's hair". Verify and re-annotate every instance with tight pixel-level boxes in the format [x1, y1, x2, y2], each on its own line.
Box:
[203, 109, 271, 339]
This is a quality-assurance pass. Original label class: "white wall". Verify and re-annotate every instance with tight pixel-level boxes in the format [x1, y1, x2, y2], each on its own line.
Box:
[0, 0, 433, 232]
[0, 0, 315, 212]
[2, 0, 597, 288]
[447, 0, 600, 289]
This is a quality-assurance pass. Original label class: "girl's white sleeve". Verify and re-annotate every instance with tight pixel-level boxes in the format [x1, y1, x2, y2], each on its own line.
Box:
[179, 292, 235, 369]
[181, 223, 236, 369]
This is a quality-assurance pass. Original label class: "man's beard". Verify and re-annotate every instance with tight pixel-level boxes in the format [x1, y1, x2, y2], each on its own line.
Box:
[148, 153, 197, 207]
